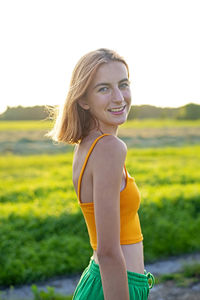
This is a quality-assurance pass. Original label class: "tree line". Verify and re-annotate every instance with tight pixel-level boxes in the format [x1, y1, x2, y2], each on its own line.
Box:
[0, 103, 199, 120]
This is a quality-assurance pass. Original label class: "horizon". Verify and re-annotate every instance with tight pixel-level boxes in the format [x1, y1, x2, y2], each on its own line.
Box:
[1, 1, 200, 114]
[0, 101, 199, 116]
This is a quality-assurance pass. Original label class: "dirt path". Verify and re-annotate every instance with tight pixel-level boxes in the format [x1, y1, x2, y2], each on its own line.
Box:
[149, 281, 200, 300]
[1, 252, 200, 300]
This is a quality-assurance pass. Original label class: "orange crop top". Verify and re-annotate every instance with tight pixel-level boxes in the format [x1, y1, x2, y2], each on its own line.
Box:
[77, 134, 143, 250]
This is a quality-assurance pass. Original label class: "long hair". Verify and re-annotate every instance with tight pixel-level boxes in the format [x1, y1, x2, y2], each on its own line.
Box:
[46, 48, 130, 144]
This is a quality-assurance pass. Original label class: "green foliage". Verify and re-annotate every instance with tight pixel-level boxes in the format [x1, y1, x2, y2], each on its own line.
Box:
[1, 118, 200, 131]
[140, 186, 200, 261]
[120, 118, 200, 128]
[0, 153, 92, 286]
[1, 119, 200, 156]
[0, 120, 53, 131]
[127, 102, 200, 120]
[0, 105, 51, 121]
[157, 263, 200, 287]
[31, 284, 72, 299]
[127, 104, 177, 120]
[0, 120, 199, 300]
[0, 141, 200, 286]
[182, 262, 200, 278]
[176, 103, 200, 120]
[126, 146, 200, 261]
[1, 102, 199, 121]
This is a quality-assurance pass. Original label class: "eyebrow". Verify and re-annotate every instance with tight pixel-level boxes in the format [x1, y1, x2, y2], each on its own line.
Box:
[93, 78, 129, 89]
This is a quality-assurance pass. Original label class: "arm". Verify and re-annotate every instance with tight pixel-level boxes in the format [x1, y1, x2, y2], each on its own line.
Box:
[92, 135, 129, 300]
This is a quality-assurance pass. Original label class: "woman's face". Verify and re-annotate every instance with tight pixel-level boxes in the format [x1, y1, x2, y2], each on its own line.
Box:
[82, 61, 131, 133]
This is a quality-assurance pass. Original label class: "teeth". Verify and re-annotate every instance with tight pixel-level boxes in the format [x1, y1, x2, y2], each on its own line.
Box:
[109, 106, 124, 112]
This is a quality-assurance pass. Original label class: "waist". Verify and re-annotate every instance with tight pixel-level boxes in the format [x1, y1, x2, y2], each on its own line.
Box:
[92, 241, 144, 274]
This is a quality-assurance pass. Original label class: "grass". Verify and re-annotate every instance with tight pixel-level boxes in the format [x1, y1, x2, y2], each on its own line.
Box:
[0, 285, 73, 300]
[31, 285, 73, 300]
[121, 118, 200, 128]
[0, 118, 200, 131]
[0, 120, 53, 131]
[0, 145, 200, 287]
[0, 119, 199, 290]
[1, 119, 200, 155]
[157, 263, 200, 287]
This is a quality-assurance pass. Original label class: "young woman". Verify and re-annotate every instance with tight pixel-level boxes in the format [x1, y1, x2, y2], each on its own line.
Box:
[48, 48, 154, 299]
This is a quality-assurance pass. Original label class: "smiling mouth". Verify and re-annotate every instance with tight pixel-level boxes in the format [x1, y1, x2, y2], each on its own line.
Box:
[108, 105, 126, 112]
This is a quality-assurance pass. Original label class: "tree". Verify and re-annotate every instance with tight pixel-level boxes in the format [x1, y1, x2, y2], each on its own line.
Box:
[175, 103, 200, 120]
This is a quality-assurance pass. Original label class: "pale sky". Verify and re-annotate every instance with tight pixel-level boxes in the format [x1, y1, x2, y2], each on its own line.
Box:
[0, 0, 200, 114]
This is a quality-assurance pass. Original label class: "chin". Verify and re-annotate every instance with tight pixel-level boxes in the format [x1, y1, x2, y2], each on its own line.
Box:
[118, 114, 128, 123]
[118, 120, 127, 125]
[114, 117, 127, 126]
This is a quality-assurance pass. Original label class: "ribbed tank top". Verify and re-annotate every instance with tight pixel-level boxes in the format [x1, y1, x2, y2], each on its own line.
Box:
[77, 134, 143, 250]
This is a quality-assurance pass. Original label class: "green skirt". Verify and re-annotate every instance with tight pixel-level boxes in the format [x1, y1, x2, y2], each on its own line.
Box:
[72, 257, 155, 299]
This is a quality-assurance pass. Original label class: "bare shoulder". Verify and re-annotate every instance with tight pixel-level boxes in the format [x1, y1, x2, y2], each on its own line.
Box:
[92, 135, 127, 163]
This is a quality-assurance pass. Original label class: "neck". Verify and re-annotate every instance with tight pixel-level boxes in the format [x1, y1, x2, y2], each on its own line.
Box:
[97, 123, 118, 136]
[94, 128, 118, 136]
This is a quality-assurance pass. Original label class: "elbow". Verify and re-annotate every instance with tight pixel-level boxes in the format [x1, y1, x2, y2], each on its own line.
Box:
[97, 245, 122, 261]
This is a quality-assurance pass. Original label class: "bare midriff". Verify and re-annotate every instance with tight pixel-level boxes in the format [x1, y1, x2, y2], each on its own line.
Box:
[91, 241, 145, 274]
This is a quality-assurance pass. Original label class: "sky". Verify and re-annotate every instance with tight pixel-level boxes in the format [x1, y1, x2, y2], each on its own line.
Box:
[0, 0, 200, 114]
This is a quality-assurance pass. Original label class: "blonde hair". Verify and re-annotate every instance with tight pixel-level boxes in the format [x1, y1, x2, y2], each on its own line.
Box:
[46, 48, 130, 144]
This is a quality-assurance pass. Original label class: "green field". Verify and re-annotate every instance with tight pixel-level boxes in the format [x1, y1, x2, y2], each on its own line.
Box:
[0, 119, 200, 288]
[1, 119, 200, 155]
[1, 118, 200, 131]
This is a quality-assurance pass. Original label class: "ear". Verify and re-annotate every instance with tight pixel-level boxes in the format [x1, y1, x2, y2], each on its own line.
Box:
[77, 98, 90, 110]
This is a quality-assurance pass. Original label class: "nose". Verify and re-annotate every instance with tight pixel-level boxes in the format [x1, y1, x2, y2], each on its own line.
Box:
[112, 87, 124, 103]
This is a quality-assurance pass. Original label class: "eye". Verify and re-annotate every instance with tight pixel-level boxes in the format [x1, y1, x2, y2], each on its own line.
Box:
[119, 82, 129, 89]
[98, 86, 109, 92]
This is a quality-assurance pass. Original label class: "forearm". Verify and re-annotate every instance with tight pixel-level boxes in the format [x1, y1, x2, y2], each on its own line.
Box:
[97, 252, 130, 300]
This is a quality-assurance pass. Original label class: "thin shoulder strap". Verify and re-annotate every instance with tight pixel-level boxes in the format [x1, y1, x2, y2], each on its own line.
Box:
[124, 164, 128, 178]
[78, 134, 111, 203]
